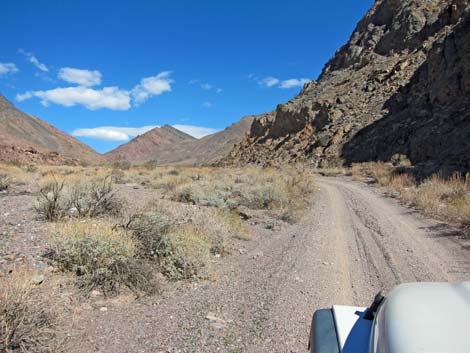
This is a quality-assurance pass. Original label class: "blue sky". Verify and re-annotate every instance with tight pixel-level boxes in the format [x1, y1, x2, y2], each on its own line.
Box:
[0, 0, 373, 153]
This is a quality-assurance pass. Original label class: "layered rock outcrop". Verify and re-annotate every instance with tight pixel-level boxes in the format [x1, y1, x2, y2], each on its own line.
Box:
[226, 0, 470, 174]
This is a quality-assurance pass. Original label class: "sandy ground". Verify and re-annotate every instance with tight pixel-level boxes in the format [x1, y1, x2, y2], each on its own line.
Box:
[62, 176, 470, 353]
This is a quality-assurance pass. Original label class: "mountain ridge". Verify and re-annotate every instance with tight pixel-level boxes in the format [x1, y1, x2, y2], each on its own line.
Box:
[0, 94, 104, 165]
[105, 117, 254, 165]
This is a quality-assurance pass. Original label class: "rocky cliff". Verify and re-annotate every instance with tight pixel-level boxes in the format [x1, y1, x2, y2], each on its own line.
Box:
[226, 0, 470, 174]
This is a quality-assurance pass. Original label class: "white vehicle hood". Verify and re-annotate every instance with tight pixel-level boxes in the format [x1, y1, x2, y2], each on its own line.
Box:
[332, 305, 372, 353]
[370, 282, 470, 353]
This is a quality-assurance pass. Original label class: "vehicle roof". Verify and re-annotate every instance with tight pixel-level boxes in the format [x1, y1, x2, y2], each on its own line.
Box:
[371, 282, 470, 353]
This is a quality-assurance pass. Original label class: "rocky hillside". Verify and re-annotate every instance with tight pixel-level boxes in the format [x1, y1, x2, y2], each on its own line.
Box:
[226, 0, 470, 174]
[0, 95, 103, 165]
[105, 125, 196, 162]
[107, 117, 253, 166]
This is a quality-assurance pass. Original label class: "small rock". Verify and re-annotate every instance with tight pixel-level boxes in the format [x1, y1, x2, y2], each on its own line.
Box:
[31, 274, 45, 285]
[99, 307, 108, 312]
[90, 289, 103, 298]
[205, 312, 227, 329]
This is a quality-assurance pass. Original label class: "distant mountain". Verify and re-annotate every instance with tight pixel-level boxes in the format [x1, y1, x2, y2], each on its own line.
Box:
[0, 95, 103, 165]
[105, 117, 254, 165]
[105, 125, 196, 162]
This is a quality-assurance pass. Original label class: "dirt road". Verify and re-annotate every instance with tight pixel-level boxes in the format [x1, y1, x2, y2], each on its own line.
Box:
[69, 177, 470, 353]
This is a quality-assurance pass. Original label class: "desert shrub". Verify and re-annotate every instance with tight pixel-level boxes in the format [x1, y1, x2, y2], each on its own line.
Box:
[176, 186, 199, 204]
[157, 228, 211, 280]
[246, 184, 288, 209]
[217, 209, 252, 241]
[48, 221, 155, 295]
[35, 179, 66, 221]
[388, 173, 416, 190]
[168, 169, 180, 176]
[110, 169, 126, 184]
[35, 176, 121, 221]
[143, 160, 159, 170]
[0, 174, 9, 191]
[111, 160, 131, 170]
[119, 211, 172, 259]
[67, 176, 121, 218]
[0, 270, 58, 353]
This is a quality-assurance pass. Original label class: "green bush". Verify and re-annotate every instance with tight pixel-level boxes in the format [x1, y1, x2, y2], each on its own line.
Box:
[49, 222, 155, 295]
[157, 229, 211, 280]
[246, 185, 287, 209]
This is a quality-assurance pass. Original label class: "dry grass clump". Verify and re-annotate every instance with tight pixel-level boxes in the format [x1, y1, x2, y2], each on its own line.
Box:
[216, 209, 253, 241]
[351, 162, 394, 185]
[401, 173, 470, 227]
[167, 167, 315, 222]
[351, 162, 470, 232]
[35, 175, 121, 221]
[0, 270, 59, 353]
[0, 163, 33, 185]
[48, 221, 155, 295]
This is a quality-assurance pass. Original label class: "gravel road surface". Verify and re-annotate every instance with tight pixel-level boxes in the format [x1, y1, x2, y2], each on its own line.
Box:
[68, 177, 470, 353]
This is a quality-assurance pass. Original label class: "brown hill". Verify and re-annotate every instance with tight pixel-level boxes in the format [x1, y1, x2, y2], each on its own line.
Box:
[105, 125, 196, 162]
[106, 117, 253, 165]
[226, 0, 470, 175]
[0, 95, 103, 165]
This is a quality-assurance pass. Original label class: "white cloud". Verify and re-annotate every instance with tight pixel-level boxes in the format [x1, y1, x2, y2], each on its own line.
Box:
[17, 69, 173, 110]
[131, 71, 173, 104]
[0, 63, 18, 76]
[16, 86, 131, 110]
[19, 49, 48, 72]
[259, 76, 280, 87]
[15, 91, 33, 101]
[279, 78, 310, 89]
[58, 67, 102, 86]
[200, 83, 213, 90]
[71, 124, 218, 141]
[172, 125, 219, 138]
[73, 125, 158, 141]
[202, 101, 214, 108]
[30, 56, 48, 72]
[251, 73, 311, 89]
[189, 79, 222, 93]
[72, 128, 130, 141]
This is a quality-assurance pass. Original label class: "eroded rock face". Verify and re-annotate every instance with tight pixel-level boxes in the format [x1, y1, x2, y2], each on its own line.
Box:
[344, 7, 470, 174]
[225, 0, 470, 173]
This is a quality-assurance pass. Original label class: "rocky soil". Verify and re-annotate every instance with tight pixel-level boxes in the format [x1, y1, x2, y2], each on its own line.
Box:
[226, 0, 470, 175]
[2, 175, 469, 352]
